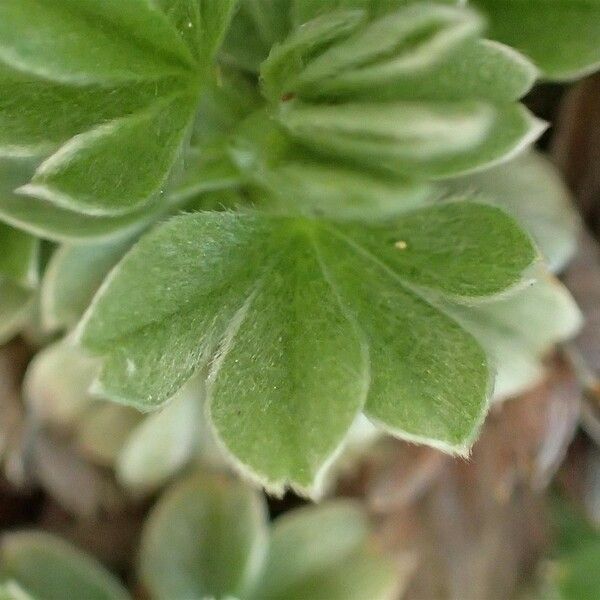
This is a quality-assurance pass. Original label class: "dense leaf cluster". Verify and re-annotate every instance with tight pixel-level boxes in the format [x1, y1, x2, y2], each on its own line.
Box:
[0, 0, 597, 493]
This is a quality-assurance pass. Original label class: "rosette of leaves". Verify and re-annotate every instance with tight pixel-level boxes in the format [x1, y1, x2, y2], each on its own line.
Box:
[0, 0, 598, 497]
[0, 531, 129, 600]
[138, 471, 403, 600]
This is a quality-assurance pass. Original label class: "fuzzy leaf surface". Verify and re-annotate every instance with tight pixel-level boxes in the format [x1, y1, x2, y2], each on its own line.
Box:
[80, 202, 536, 491]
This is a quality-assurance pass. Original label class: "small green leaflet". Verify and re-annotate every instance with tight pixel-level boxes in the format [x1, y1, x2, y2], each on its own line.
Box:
[472, 0, 600, 80]
[0, 0, 235, 216]
[0, 531, 129, 600]
[139, 471, 400, 600]
[79, 202, 536, 493]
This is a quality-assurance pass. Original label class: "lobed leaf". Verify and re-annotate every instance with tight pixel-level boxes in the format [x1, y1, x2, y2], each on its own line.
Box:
[79, 202, 536, 491]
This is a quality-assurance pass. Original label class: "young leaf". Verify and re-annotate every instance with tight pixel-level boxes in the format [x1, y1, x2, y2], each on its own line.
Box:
[247, 502, 399, 600]
[139, 471, 268, 600]
[279, 100, 546, 179]
[0, 531, 129, 600]
[0, 223, 38, 288]
[79, 202, 536, 491]
[472, 0, 600, 80]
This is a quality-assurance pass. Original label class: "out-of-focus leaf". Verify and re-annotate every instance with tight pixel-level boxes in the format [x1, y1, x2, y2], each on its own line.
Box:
[445, 273, 582, 401]
[41, 238, 134, 332]
[472, 0, 600, 80]
[139, 471, 268, 600]
[0, 278, 33, 345]
[117, 379, 202, 492]
[0, 531, 129, 600]
[0, 224, 38, 288]
[247, 502, 400, 600]
[23, 341, 99, 428]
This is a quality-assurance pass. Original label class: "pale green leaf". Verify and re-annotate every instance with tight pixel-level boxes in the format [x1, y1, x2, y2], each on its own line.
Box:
[79, 203, 535, 490]
[76, 404, 143, 467]
[472, 0, 600, 80]
[41, 238, 134, 332]
[23, 341, 100, 427]
[21, 94, 197, 216]
[447, 151, 580, 272]
[139, 471, 268, 600]
[444, 273, 582, 401]
[0, 531, 129, 600]
[0, 223, 38, 288]
[0, 0, 195, 84]
[117, 379, 202, 491]
[279, 100, 546, 178]
[247, 502, 399, 600]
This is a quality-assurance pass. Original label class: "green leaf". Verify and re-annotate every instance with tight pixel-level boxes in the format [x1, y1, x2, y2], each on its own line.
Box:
[447, 151, 580, 272]
[0, 531, 129, 600]
[0, 277, 33, 345]
[279, 100, 546, 178]
[472, 0, 600, 80]
[79, 202, 536, 491]
[247, 502, 399, 600]
[139, 471, 268, 600]
[0, 67, 179, 159]
[0, 223, 38, 287]
[0, 0, 195, 84]
[21, 93, 197, 216]
[41, 238, 134, 332]
[0, 159, 162, 243]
